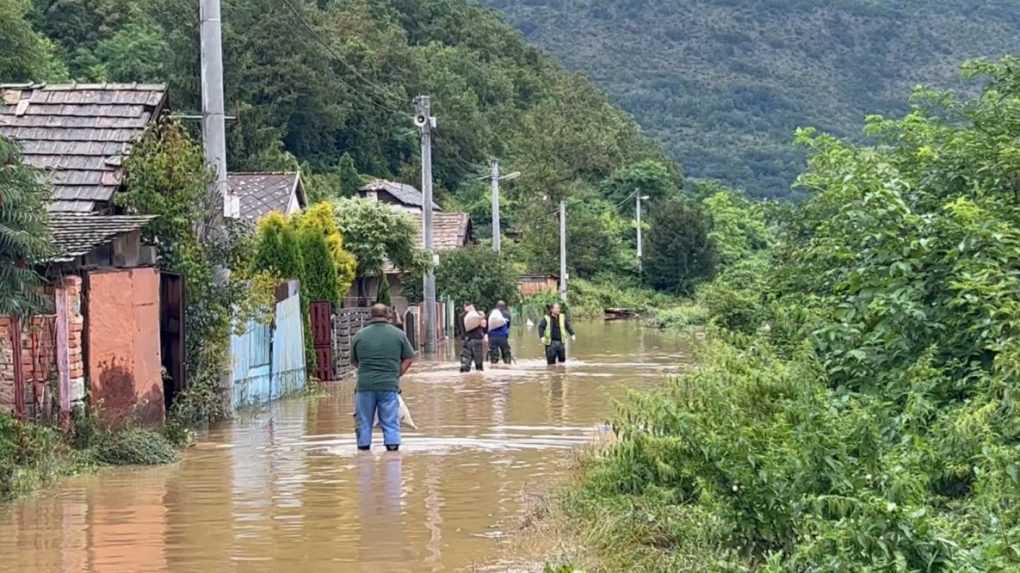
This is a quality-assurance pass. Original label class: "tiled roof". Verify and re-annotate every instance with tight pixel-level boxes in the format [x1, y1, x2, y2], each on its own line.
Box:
[48, 214, 155, 262]
[383, 211, 472, 274]
[228, 172, 304, 221]
[411, 211, 472, 251]
[359, 178, 440, 210]
[0, 83, 167, 213]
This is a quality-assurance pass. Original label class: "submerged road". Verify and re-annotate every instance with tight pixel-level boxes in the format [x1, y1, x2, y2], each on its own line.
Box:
[0, 320, 691, 573]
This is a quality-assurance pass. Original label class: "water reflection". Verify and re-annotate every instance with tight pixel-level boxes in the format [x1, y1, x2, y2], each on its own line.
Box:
[0, 321, 692, 572]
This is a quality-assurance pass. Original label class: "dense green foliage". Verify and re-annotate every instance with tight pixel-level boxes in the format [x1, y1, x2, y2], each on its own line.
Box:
[295, 202, 358, 303]
[7, 0, 670, 282]
[433, 245, 518, 311]
[0, 0, 65, 81]
[644, 198, 716, 294]
[485, 0, 1020, 198]
[0, 136, 51, 316]
[563, 59, 1020, 571]
[92, 427, 178, 466]
[1, 411, 176, 501]
[252, 204, 357, 372]
[332, 197, 422, 297]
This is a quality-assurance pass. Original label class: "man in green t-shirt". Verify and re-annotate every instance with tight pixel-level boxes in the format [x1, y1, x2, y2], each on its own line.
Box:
[352, 304, 416, 451]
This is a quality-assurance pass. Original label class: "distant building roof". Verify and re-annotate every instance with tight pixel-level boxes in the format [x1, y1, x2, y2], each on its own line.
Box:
[383, 212, 472, 274]
[0, 83, 168, 214]
[48, 214, 155, 262]
[411, 211, 471, 251]
[228, 172, 306, 222]
[359, 178, 440, 210]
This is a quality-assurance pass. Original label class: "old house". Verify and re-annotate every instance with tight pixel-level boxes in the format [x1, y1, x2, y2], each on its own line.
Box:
[351, 179, 473, 307]
[357, 178, 441, 214]
[0, 83, 177, 427]
[229, 171, 307, 222]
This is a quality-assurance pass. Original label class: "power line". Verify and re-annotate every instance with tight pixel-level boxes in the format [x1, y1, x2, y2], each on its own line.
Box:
[277, 0, 413, 119]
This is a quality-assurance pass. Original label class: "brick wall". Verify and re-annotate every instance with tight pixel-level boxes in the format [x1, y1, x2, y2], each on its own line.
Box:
[0, 317, 14, 415]
[0, 276, 84, 419]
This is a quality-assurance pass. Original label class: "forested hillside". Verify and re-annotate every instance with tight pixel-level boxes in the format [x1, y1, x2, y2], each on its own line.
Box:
[2, 0, 682, 275]
[483, 0, 1020, 197]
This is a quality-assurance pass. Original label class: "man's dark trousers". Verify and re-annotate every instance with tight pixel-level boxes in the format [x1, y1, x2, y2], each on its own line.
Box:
[489, 336, 512, 364]
[460, 339, 485, 371]
[545, 340, 566, 365]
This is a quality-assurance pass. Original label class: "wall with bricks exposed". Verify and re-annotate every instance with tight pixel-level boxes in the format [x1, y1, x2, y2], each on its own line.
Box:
[0, 276, 84, 419]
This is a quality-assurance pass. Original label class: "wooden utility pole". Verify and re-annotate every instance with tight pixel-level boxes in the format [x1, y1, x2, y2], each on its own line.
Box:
[559, 199, 568, 302]
[415, 96, 437, 354]
[491, 159, 501, 253]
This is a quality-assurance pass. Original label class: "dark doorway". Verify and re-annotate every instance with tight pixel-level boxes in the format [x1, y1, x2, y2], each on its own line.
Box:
[160, 273, 185, 410]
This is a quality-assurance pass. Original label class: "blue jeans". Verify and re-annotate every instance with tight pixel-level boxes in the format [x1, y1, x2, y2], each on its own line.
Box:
[355, 391, 400, 449]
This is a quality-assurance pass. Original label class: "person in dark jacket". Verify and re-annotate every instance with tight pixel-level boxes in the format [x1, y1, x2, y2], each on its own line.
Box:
[460, 304, 487, 372]
[538, 302, 575, 365]
[488, 300, 512, 365]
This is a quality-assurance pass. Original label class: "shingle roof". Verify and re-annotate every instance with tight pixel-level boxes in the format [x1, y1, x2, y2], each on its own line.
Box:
[359, 178, 440, 210]
[0, 83, 167, 213]
[228, 172, 305, 221]
[412, 211, 472, 251]
[48, 214, 155, 262]
[383, 211, 472, 274]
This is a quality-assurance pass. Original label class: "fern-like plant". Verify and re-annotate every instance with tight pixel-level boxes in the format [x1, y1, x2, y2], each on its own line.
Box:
[0, 137, 51, 316]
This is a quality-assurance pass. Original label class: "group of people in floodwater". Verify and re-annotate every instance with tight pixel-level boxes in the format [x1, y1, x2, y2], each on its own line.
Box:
[349, 300, 576, 451]
[458, 301, 575, 371]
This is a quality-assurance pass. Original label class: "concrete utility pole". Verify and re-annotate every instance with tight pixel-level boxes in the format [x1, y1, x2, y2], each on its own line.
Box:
[200, 0, 235, 219]
[488, 160, 519, 254]
[559, 199, 568, 302]
[636, 193, 649, 273]
[491, 159, 501, 253]
[415, 96, 437, 354]
[200, 0, 234, 405]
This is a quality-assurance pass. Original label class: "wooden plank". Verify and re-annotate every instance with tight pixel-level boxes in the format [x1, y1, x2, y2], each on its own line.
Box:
[54, 287, 71, 423]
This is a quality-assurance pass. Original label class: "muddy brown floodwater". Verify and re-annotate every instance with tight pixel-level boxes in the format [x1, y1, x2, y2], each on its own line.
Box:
[0, 320, 691, 573]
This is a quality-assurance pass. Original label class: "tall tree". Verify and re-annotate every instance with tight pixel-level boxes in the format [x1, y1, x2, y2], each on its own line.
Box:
[1, 0, 67, 81]
[644, 198, 716, 294]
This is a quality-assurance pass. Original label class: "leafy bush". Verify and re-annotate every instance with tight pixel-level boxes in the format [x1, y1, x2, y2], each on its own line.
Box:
[647, 304, 707, 331]
[435, 245, 520, 310]
[563, 59, 1020, 571]
[94, 428, 178, 466]
[567, 277, 680, 319]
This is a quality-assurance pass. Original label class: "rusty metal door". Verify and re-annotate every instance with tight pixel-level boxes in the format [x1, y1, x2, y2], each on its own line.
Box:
[309, 301, 334, 381]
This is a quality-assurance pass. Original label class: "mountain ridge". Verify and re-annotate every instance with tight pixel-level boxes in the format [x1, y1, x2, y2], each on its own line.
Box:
[482, 0, 1020, 197]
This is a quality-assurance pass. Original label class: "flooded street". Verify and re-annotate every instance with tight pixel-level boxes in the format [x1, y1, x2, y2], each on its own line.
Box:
[0, 320, 691, 573]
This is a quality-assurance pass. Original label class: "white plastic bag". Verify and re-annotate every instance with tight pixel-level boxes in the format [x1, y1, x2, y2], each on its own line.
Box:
[355, 395, 417, 430]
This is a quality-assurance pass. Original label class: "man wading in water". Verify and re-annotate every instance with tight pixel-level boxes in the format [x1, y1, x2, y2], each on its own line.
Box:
[352, 304, 415, 451]
[460, 303, 487, 372]
[538, 302, 575, 365]
[487, 301, 512, 365]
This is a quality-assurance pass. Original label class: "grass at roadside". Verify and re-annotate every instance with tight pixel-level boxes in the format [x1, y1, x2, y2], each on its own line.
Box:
[1, 409, 179, 502]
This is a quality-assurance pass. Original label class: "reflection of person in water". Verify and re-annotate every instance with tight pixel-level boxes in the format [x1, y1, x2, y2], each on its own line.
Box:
[358, 454, 405, 566]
